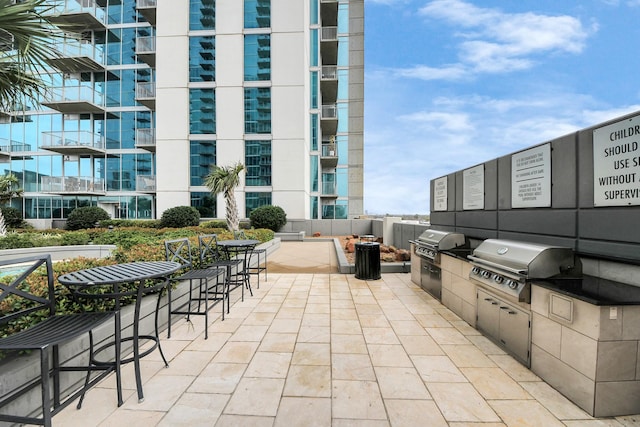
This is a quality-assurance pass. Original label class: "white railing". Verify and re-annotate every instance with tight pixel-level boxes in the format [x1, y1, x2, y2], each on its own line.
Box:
[48, 0, 106, 24]
[321, 66, 337, 80]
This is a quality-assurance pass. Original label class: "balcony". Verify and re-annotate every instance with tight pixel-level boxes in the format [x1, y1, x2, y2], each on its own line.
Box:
[321, 27, 337, 42]
[45, 0, 106, 31]
[321, 104, 338, 135]
[321, 142, 338, 168]
[135, 128, 155, 152]
[41, 131, 106, 156]
[135, 36, 156, 67]
[136, 0, 156, 26]
[321, 65, 338, 103]
[42, 85, 105, 113]
[47, 40, 106, 73]
[136, 82, 155, 110]
[136, 175, 156, 193]
[41, 176, 106, 195]
[320, 180, 338, 198]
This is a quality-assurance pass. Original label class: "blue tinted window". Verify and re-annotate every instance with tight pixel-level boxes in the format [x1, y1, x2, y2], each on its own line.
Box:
[337, 168, 348, 197]
[310, 71, 318, 109]
[190, 36, 216, 82]
[338, 36, 349, 66]
[245, 140, 271, 186]
[190, 140, 216, 185]
[338, 3, 349, 34]
[190, 89, 216, 134]
[310, 0, 319, 25]
[244, 35, 270, 81]
[244, 88, 271, 134]
[245, 192, 271, 216]
[310, 155, 318, 192]
[310, 196, 318, 219]
[190, 0, 215, 30]
[191, 191, 217, 218]
[310, 114, 319, 151]
[310, 29, 318, 67]
[244, 0, 270, 28]
[337, 69, 348, 101]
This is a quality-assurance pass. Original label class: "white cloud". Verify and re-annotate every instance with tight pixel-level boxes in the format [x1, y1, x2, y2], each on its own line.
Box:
[392, 64, 468, 81]
[414, 0, 594, 74]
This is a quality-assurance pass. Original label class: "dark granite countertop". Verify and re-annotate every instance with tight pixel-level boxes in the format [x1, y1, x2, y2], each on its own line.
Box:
[533, 275, 640, 306]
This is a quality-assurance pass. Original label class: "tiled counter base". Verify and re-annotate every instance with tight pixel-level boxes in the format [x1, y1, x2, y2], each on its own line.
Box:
[440, 253, 477, 327]
[531, 285, 640, 417]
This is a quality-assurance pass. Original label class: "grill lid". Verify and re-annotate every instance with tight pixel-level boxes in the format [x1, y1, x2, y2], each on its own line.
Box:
[468, 239, 580, 279]
[413, 229, 466, 250]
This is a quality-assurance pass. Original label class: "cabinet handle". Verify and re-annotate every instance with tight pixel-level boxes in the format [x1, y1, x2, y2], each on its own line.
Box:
[491, 302, 498, 305]
[508, 311, 517, 315]
[484, 298, 492, 302]
[499, 306, 509, 310]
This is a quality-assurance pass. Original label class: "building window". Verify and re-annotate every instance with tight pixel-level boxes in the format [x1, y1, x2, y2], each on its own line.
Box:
[245, 140, 271, 186]
[191, 191, 217, 218]
[190, 89, 216, 134]
[246, 192, 271, 217]
[244, 0, 270, 29]
[244, 34, 270, 81]
[190, 140, 216, 185]
[190, 0, 215, 31]
[310, 29, 318, 67]
[244, 88, 271, 134]
[190, 36, 215, 82]
[310, 114, 319, 151]
[310, 71, 318, 109]
[322, 200, 348, 219]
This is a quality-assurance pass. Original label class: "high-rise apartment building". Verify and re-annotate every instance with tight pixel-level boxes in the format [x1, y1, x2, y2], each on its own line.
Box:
[0, 0, 364, 227]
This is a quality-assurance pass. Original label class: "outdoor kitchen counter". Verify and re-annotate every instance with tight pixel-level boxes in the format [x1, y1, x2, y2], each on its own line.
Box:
[533, 275, 640, 305]
[530, 282, 640, 417]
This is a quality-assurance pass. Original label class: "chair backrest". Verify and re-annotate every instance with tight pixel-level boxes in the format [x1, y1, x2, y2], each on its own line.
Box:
[164, 238, 193, 270]
[0, 255, 55, 327]
[198, 234, 223, 265]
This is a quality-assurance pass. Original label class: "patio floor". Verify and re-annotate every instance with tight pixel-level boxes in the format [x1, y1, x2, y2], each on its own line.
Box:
[53, 241, 640, 426]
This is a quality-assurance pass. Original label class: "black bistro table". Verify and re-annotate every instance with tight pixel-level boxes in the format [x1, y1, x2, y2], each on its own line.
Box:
[58, 261, 181, 404]
[216, 239, 260, 298]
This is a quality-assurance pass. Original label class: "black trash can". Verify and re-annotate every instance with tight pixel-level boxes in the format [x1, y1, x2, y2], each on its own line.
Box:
[354, 242, 381, 280]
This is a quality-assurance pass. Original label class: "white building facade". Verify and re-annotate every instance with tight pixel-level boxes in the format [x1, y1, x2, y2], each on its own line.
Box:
[0, 0, 364, 226]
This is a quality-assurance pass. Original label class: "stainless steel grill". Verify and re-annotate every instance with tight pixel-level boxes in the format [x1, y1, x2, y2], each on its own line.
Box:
[409, 229, 466, 263]
[468, 239, 581, 303]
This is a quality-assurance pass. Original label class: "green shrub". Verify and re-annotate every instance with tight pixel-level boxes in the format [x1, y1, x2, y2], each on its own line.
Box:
[0, 206, 26, 229]
[66, 206, 110, 231]
[61, 231, 91, 246]
[249, 205, 286, 231]
[159, 206, 200, 228]
[200, 220, 228, 229]
[101, 219, 161, 228]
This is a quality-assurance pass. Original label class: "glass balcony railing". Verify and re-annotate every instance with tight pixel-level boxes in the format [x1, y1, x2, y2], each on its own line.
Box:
[135, 128, 155, 151]
[321, 104, 337, 119]
[135, 36, 155, 54]
[321, 27, 338, 41]
[136, 82, 155, 99]
[52, 40, 105, 64]
[45, 85, 104, 106]
[321, 66, 337, 80]
[41, 131, 105, 150]
[136, 175, 156, 192]
[322, 181, 337, 195]
[41, 176, 106, 193]
[136, 0, 156, 7]
[46, 0, 106, 28]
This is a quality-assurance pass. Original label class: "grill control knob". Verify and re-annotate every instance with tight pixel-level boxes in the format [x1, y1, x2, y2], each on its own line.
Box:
[494, 275, 504, 284]
[507, 280, 519, 290]
[482, 271, 491, 279]
[471, 267, 480, 275]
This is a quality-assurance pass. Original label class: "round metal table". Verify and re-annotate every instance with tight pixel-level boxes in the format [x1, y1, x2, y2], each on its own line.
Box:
[58, 261, 181, 404]
[216, 239, 260, 298]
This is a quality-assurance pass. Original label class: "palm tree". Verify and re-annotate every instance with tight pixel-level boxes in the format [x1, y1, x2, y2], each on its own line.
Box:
[0, 0, 65, 111]
[0, 173, 22, 236]
[204, 162, 246, 231]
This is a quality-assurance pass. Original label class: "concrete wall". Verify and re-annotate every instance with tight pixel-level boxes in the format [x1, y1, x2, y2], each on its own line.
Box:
[430, 109, 640, 264]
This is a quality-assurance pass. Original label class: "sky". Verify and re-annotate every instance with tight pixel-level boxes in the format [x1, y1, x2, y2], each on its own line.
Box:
[363, 0, 640, 215]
